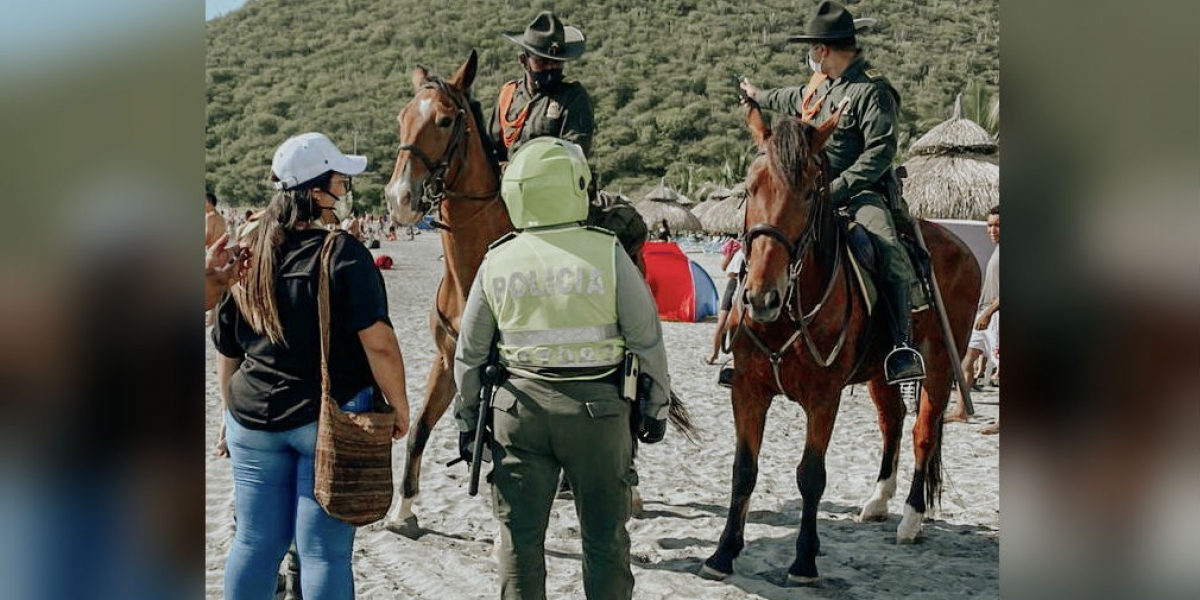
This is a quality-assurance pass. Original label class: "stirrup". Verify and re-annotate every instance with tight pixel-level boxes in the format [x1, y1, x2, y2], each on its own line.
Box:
[885, 346, 925, 385]
[717, 362, 735, 388]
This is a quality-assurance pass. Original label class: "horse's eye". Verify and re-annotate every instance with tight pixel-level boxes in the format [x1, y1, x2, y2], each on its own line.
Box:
[437, 116, 453, 128]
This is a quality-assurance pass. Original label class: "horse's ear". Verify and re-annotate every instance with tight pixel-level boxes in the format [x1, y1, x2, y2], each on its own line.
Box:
[450, 50, 478, 93]
[807, 114, 838, 153]
[412, 65, 428, 92]
[746, 101, 770, 146]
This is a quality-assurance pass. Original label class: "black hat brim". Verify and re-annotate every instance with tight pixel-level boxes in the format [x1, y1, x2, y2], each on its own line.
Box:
[786, 18, 876, 43]
[503, 26, 585, 61]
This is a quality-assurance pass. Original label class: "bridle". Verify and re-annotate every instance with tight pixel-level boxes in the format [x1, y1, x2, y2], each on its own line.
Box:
[731, 146, 855, 396]
[397, 79, 497, 217]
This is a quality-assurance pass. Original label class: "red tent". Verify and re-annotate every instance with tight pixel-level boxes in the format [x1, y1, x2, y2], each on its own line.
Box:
[641, 241, 719, 322]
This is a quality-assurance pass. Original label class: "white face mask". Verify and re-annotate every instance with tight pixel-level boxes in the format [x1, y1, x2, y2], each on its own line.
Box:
[808, 47, 824, 74]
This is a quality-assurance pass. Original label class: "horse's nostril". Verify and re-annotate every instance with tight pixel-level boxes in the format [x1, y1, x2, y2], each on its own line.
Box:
[764, 290, 780, 310]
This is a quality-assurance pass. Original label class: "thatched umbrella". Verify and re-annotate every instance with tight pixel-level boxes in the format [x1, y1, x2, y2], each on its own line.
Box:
[700, 194, 745, 235]
[644, 178, 681, 202]
[901, 94, 999, 220]
[691, 187, 732, 219]
[633, 193, 702, 234]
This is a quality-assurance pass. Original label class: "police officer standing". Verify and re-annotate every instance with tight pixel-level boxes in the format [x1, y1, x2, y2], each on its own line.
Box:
[490, 11, 594, 161]
[454, 138, 669, 600]
[739, 0, 926, 383]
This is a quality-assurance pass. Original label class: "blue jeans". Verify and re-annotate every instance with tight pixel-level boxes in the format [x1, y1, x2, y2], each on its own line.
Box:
[223, 412, 356, 600]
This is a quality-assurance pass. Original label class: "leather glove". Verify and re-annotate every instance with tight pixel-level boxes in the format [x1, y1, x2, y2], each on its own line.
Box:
[638, 417, 667, 444]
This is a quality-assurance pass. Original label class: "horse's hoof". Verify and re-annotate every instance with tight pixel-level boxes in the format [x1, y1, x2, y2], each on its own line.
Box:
[385, 515, 422, 539]
[698, 563, 730, 581]
[785, 573, 820, 587]
[896, 505, 923, 544]
[859, 501, 889, 522]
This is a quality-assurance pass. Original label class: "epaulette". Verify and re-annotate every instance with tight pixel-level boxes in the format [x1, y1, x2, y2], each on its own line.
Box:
[488, 231, 519, 250]
[864, 67, 883, 81]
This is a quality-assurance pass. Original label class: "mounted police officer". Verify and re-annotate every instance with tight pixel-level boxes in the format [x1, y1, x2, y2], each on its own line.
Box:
[454, 138, 670, 600]
[490, 11, 594, 161]
[490, 11, 648, 273]
[739, 0, 926, 383]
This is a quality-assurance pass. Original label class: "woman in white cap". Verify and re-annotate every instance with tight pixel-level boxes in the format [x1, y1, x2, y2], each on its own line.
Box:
[212, 132, 410, 600]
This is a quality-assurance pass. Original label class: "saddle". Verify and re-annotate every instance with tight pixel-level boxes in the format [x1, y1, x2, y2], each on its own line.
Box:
[837, 211, 932, 316]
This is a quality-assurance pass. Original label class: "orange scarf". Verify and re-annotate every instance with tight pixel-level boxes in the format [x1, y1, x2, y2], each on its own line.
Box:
[497, 81, 532, 149]
[799, 72, 828, 124]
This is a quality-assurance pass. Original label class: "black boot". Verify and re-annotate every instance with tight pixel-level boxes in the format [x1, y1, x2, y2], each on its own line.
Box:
[883, 280, 925, 384]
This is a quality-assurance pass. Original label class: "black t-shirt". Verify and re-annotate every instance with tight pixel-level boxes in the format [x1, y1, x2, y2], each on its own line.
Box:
[212, 229, 390, 431]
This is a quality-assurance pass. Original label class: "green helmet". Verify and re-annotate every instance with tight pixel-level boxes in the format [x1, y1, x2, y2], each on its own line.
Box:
[501, 137, 591, 229]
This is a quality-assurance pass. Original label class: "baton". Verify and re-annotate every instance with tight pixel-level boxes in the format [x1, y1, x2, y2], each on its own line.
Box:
[908, 222, 975, 417]
[468, 364, 501, 496]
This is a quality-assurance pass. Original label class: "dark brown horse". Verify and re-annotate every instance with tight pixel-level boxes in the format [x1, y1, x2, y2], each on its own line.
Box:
[700, 102, 981, 584]
[382, 51, 511, 536]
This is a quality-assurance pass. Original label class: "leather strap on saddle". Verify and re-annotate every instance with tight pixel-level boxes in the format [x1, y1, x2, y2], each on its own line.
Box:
[497, 80, 532, 149]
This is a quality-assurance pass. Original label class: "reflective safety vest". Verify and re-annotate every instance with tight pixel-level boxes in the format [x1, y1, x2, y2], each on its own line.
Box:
[483, 226, 624, 379]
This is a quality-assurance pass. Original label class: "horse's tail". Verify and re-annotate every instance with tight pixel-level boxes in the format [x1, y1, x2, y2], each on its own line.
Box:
[926, 417, 945, 512]
[667, 389, 700, 444]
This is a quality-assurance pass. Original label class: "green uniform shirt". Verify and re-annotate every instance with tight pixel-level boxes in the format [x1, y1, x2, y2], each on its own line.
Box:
[454, 229, 670, 431]
[759, 56, 900, 205]
[488, 78, 595, 161]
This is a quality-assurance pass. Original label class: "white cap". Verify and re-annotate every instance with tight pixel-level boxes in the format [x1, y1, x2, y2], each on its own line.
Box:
[271, 132, 367, 190]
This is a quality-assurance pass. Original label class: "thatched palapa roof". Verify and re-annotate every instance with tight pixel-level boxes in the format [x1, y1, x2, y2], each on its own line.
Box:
[633, 178, 701, 233]
[699, 193, 745, 235]
[901, 94, 999, 220]
[690, 186, 733, 219]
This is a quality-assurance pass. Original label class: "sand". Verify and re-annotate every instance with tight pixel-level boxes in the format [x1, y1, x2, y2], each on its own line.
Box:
[206, 232, 999, 599]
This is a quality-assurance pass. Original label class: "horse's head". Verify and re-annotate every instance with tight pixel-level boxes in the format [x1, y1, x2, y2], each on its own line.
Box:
[385, 51, 479, 225]
[740, 102, 837, 323]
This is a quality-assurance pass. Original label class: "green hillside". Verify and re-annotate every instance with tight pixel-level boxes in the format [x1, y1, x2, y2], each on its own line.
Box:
[206, 0, 998, 211]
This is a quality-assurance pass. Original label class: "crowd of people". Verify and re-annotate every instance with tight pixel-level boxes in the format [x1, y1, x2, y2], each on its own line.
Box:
[206, 3, 998, 599]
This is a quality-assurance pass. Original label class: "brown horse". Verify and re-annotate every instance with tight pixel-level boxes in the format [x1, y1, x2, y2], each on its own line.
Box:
[700, 102, 981, 584]
[382, 51, 511, 536]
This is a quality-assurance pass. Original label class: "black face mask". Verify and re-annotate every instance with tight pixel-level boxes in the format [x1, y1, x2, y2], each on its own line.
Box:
[528, 69, 564, 94]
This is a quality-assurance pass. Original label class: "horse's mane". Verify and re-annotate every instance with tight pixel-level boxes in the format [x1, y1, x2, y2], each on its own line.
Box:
[766, 118, 810, 194]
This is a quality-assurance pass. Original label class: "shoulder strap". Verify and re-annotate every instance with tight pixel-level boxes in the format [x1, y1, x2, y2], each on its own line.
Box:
[317, 230, 342, 402]
[799, 72, 829, 124]
[497, 80, 532, 149]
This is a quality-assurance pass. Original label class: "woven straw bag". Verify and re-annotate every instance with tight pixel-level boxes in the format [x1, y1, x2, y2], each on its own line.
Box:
[313, 231, 395, 526]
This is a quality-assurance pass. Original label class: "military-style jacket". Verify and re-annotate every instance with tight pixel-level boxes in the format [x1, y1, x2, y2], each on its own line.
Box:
[759, 55, 900, 205]
[488, 77, 594, 161]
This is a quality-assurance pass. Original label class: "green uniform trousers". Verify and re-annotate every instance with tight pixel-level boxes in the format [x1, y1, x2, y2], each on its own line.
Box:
[845, 191, 922, 302]
[489, 377, 635, 600]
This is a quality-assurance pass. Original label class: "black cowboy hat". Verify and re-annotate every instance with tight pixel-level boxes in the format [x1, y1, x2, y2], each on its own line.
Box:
[786, 0, 877, 43]
[503, 11, 585, 61]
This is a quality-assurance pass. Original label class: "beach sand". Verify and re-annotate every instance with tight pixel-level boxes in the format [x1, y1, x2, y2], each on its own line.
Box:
[206, 232, 999, 599]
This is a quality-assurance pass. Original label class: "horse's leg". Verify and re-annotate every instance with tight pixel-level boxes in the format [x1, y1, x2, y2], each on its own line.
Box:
[860, 378, 906, 521]
[700, 383, 771, 580]
[897, 361, 951, 544]
[786, 393, 840, 585]
[386, 353, 456, 538]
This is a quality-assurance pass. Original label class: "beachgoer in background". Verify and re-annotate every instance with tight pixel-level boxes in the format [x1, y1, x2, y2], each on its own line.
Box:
[709, 238, 744, 364]
[947, 205, 999, 425]
[213, 132, 410, 600]
[207, 192, 228, 248]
